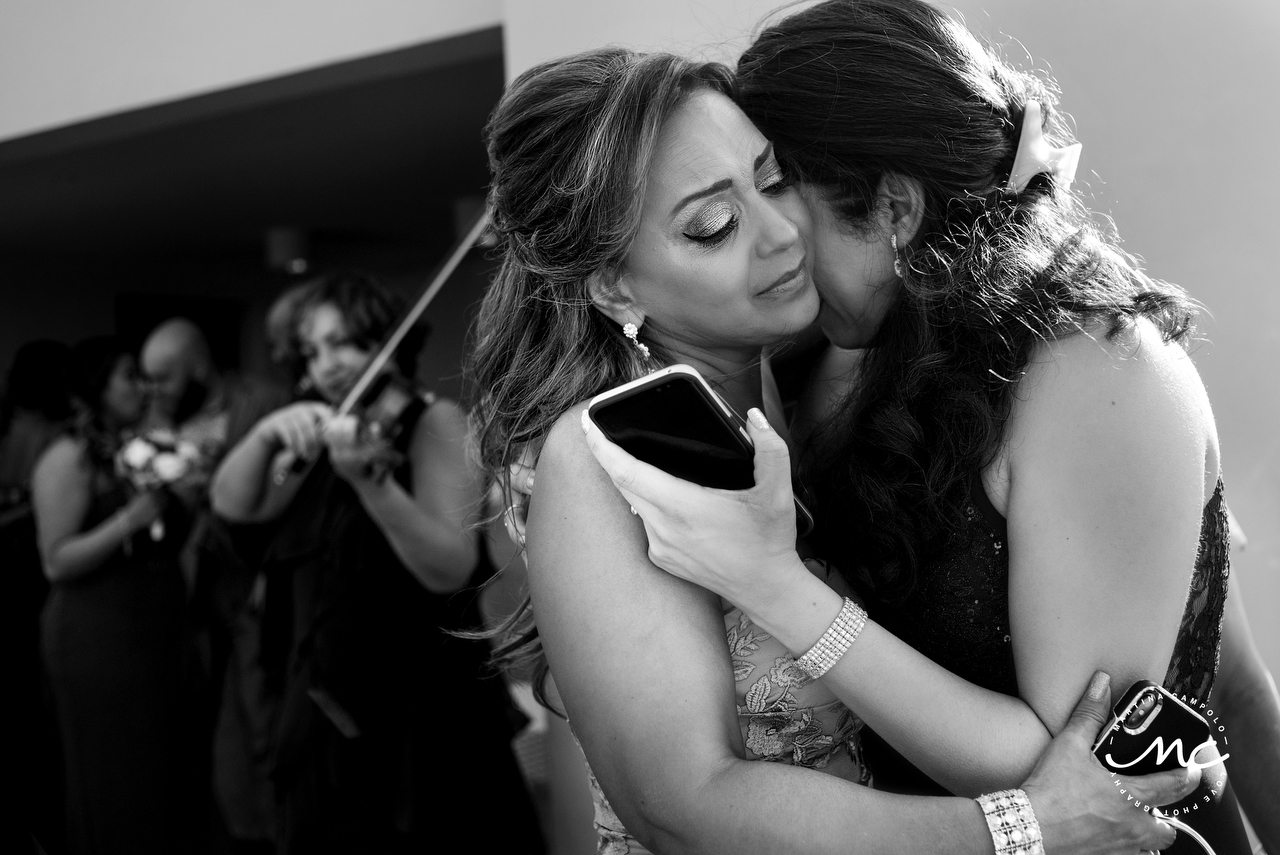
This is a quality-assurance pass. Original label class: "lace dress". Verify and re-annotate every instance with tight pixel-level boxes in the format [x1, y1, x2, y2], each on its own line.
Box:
[583, 604, 871, 855]
[863, 476, 1231, 795]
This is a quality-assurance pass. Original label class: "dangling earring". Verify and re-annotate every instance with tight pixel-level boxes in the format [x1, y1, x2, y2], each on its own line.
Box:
[891, 234, 905, 278]
[622, 322, 651, 359]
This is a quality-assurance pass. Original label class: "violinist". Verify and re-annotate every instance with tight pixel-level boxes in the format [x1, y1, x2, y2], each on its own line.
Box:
[210, 271, 543, 854]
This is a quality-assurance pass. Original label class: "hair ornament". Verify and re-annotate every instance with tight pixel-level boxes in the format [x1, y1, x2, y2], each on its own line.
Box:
[1006, 101, 1082, 194]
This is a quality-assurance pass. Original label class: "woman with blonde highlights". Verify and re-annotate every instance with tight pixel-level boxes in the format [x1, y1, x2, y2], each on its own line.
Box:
[468, 43, 1197, 855]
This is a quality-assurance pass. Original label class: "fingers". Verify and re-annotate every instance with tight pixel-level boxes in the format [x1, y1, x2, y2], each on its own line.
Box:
[581, 409, 639, 492]
[744, 408, 795, 496]
[322, 414, 359, 450]
[1057, 670, 1112, 748]
[279, 406, 329, 460]
[1120, 765, 1201, 812]
[580, 409, 680, 506]
[508, 446, 537, 499]
[1139, 812, 1179, 852]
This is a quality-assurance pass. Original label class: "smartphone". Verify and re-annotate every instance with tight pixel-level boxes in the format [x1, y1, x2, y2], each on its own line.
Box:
[587, 364, 814, 536]
[1092, 681, 1212, 776]
[1093, 680, 1251, 855]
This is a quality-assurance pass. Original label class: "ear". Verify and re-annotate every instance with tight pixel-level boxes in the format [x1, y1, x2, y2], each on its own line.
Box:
[586, 269, 645, 328]
[877, 173, 926, 246]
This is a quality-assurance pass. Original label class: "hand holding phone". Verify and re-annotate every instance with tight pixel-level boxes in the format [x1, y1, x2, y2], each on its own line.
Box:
[586, 365, 814, 536]
[1092, 680, 1251, 855]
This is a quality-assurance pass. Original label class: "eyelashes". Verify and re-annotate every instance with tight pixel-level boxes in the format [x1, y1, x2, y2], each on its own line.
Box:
[686, 203, 738, 246]
[682, 162, 791, 248]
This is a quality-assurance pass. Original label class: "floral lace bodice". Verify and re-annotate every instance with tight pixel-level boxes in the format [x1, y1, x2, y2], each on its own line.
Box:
[582, 605, 870, 855]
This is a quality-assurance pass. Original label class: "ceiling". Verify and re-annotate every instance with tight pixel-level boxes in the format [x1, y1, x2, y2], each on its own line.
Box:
[0, 28, 505, 258]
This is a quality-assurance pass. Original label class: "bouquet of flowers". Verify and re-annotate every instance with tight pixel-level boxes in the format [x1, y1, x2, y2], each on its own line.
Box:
[115, 429, 205, 540]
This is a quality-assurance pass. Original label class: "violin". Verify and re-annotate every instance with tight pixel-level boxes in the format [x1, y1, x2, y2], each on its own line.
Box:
[273, 210, 489, 484]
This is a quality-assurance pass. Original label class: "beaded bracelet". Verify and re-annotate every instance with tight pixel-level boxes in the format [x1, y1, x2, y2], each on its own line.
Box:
[975, 789, 1044, 855]
[794, 596, 867, 680]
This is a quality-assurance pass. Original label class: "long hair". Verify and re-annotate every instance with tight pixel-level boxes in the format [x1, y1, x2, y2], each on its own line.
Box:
[464, 48, 736, 698]
[68, 336, 134, 468]
[737, 0, 1196, 602]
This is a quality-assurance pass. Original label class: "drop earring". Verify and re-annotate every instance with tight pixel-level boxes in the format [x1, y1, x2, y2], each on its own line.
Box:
[622, 322, 651, 359]
[891, 234, 905, 278]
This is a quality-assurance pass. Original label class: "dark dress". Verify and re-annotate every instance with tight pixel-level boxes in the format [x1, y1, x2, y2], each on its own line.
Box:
[41, 465, 193, 854]
[261, 403, 544, 854]
[861, 476, 1251, 853]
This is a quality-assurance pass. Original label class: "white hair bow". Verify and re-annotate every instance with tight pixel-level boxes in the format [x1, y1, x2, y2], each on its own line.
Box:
[1007, 101, 1082, 194]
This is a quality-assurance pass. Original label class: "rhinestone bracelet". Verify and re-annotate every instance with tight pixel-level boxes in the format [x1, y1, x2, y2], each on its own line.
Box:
[794, 596, 867, 680]
[975, 789, 1044, 855]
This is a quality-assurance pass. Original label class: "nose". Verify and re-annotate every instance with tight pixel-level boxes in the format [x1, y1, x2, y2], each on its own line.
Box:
[312, 347, 341, 381]
[754, 194, 803, 259]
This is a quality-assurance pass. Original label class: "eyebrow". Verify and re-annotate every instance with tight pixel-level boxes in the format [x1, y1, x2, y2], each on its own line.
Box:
[671, 142, 775, 216]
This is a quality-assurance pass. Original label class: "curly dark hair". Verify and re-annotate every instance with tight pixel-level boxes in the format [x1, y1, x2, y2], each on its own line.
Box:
[464, 47, 737, 699]
[736, 0, 1196, 602]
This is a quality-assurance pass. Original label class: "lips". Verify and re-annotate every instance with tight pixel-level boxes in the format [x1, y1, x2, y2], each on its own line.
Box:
[758, 262, 808, 297]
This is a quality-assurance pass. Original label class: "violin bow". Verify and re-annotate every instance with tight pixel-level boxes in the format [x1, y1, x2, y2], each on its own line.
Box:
[336, 207, 491, 417]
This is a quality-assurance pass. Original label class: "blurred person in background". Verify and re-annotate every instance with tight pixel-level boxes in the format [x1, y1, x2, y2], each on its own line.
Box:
[33, 336, 200, 855]
[138, 315, 290, 852]
[1, 339, 73, 855]
[211, 271, 543, 854]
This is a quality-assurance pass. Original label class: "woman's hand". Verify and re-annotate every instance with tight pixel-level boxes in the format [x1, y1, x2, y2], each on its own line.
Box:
[323, 414, 400, 485]
[1023, 671, 1199, 855]
[255, 401, 334, 462]
[119, 489, 167, 535]
[504, 446, 538, 548]
[580, 406, 802, 609]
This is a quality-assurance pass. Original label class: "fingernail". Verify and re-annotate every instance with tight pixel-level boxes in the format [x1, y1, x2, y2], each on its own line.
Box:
[747, 408, 769, 429]
[526, 472, 535, 491]
[581, 410, 591, 433]
[1088, 670, 1110, 700]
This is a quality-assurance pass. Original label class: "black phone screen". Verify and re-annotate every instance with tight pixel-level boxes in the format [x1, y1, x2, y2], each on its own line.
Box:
[589, 376, 754, 490]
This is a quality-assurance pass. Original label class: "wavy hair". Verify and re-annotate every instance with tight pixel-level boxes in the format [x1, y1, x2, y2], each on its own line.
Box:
[464, 47, 736, 698]
[273, 270, 425, 383]
[737, 0, 1196, 602]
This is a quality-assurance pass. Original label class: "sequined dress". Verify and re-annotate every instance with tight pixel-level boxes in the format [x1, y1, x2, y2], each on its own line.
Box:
[582, 604, 871, 855]
[863, 476, 1231, 795]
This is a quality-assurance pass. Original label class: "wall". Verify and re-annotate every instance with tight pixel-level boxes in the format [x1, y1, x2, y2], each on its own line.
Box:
[500, 0, 809, 78]
[0, 0, 501, 142]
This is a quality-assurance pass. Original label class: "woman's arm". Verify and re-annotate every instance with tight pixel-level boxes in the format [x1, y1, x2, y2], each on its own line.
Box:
[1001, 322, 1215, 733]
[210, 401, 331, 523]
[328, 399, 482, 593]
[1212, 578, 1280, 850]
[582, 321, 1217, 797]
[535, 406, 1186, 855]
[32, 437, 164, 582]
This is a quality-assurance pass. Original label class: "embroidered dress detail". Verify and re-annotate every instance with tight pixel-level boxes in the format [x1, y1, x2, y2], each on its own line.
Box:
[579, 606, 870, 853]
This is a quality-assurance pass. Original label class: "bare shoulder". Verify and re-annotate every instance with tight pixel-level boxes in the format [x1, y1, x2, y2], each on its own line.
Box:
[537, 402, 608, 492]
[1008, 317, 1218, 493]
[1028, 318, 1205, 391]
[416, 395, 467, 438]
[528, 401, 642, 556]
[32, 435, 90, 485]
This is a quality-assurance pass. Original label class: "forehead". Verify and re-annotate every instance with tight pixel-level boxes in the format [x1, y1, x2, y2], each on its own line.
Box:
[298, 302, 346, 341]
[643, 89, 768, 212]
